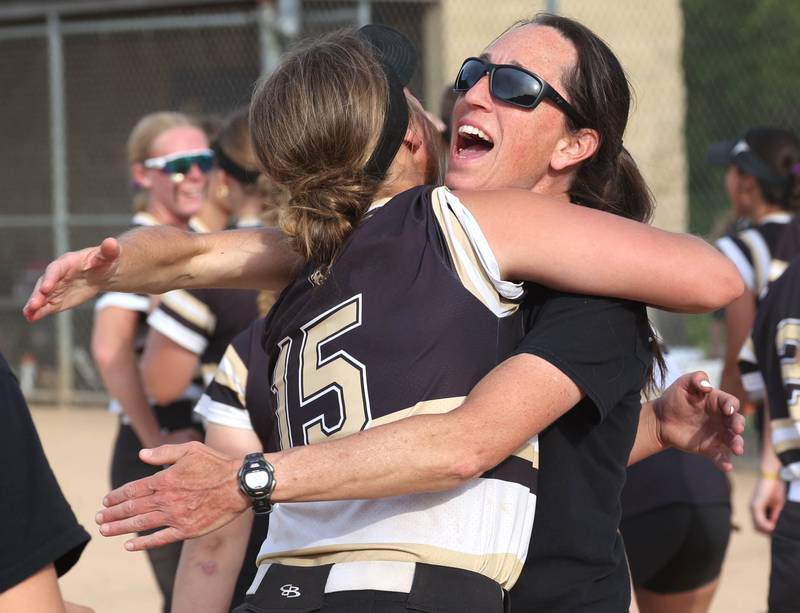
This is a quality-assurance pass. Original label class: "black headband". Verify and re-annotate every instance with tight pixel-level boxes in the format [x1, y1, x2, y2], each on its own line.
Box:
[211, 140, 260, 186]
[357, 25, 418, 181]
[363, 66, 409, 180]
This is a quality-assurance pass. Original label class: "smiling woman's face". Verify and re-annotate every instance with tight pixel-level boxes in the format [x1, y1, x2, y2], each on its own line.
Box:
[144, 125, 209, 222]
[445, 24, 578, 194]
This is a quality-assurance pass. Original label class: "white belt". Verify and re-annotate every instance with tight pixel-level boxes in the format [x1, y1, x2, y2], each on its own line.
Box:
[789, 479, 800, 503]
[247, 561, 417, 595]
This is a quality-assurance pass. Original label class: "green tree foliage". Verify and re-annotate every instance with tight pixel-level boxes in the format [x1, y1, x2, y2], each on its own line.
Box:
[683, 0, 800, 236]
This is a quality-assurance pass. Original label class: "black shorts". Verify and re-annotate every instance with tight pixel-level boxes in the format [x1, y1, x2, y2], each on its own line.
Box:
[620, 502, 731, 594]
[234, 562, 507, 613]
[769, 500, 800, 613]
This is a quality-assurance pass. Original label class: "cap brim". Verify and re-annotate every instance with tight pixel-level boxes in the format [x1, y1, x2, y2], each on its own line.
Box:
[357, 24, 417, 86]
[706, 140, 735, 166]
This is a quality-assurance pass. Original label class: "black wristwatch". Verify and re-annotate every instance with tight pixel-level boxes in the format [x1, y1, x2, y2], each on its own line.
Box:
[238, 453, 276, 515]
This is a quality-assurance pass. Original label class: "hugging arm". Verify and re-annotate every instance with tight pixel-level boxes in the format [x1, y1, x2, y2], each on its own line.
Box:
[23, 226, 300, 322]
[95, 293, 741, 551]
[25, 189, 740, 323]
[96, 350, 583, 550]
[457, 188, 744, 312]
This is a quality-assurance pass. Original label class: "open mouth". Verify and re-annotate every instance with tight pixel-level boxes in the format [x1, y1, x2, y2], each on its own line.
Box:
[455, 124, 494, 157]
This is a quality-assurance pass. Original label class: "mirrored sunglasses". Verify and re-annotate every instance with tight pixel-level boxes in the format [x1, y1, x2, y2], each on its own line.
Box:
[143, 149, 215, 175]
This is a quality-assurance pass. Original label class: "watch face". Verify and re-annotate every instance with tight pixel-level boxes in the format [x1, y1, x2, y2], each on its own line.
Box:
[244, 470, 270, 491]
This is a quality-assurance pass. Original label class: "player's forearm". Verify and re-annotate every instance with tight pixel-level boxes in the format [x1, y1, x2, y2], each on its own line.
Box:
[264, 412, 477, 502]
[267, 354, 576, 502]
[761, 402, 782, 474]
[172, 514, 252, 613]
[627, 400, 663, 466]
[0, 564, 67, 613]
[104, 226, 201, 294]
[98, 352, 162, 449]
[112, 226, 301, 294]
[92, 312, 163, 448]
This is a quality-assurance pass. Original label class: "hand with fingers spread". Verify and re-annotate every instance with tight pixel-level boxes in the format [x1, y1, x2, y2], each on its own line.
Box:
[23, 237, 122, 322]
[652, 371, 745, 471]
[95, 441, 250, 551]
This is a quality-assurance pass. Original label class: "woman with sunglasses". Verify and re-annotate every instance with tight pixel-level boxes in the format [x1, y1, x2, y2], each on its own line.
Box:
[90, 111, 212, 613]
[30, 21, 743, 613]
[139, 108, 287, 612]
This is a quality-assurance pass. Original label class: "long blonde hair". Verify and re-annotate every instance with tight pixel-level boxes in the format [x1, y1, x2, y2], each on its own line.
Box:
[249, 30, 388, 268]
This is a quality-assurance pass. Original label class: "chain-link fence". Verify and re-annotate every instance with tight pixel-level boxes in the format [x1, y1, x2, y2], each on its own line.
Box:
[2, 0, 798, 404]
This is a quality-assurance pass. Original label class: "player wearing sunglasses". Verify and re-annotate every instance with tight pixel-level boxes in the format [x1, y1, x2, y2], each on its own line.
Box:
[92, 112, 210, 613]
[454, 56, 586, 126]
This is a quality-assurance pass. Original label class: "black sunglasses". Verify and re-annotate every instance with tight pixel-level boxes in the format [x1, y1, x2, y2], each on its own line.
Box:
[454, 57, 586, 127]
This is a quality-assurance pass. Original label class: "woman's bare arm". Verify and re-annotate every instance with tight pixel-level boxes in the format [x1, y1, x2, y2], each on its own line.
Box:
[456, 188, 743, 313]
[141, 330, 201, 407]
[719, 290, 755, 402]
[23, 227, 300, 322]
[94, 358, 744, 551]
[25, 190, 739, 322]
[91, 307, 165, 449]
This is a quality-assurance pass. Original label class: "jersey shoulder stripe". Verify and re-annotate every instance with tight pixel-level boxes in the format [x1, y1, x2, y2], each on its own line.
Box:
[430, 187, 523, 317]
[147, 308, 208, 356]
[716, 235, 756, 291]
[158, 289, 217, 335]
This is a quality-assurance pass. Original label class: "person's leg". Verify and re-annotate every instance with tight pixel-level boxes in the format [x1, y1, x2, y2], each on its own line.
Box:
[110, 424, 181, 613]
[634, 579, 719, 613]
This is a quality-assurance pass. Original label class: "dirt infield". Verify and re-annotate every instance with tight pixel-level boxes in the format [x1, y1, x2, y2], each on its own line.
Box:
[33, 405, 769, 613]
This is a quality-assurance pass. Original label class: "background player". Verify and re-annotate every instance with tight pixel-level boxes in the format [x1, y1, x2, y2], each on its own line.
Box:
[709, 127, 800, 405]
[90, 111, 210, 613]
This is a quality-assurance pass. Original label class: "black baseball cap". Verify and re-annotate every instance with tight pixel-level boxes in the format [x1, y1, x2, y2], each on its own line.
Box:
[358, 24, 417, 87]
[356, 24, 417, 180]
[706, 128, 789, 186]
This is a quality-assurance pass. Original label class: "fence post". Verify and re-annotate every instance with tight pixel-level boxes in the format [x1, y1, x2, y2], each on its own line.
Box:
[259, 0, 294, 76]
[47, 10, 73, 407]
[357, 0, 371, 26]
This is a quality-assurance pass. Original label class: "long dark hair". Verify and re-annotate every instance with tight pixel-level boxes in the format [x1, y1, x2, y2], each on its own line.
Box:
[512, 13, 665, 387]
[522, 13, 655, 224]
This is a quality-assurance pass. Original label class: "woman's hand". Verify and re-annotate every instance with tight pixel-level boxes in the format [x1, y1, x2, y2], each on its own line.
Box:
[750, 474, 786, 534]
[23, 238, 121, 322]
[96, 442, 249, 551]
[652, 371, 745, 470]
